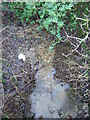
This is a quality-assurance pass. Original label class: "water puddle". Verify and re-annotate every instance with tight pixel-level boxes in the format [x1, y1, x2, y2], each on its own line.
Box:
[29, 42, 79, 118]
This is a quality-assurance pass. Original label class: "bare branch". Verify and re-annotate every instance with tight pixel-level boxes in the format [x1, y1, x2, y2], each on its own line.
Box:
[86, 8, 90, 13]
[80, 23, 87, 33]
[63, 27, 69, 37]
[0, 32, 18, 44]
[0, 26, 9, 33]
[83, 13, 89, 18]
[74, 15, 87, 22]
[63, 27, 82, 42]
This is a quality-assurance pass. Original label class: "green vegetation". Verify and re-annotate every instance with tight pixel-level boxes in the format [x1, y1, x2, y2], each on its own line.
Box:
[2, 2, 89, 40]
[3, 115, 9, 119]
[1, 78, 5, 84]
[3, 2, 77, 39]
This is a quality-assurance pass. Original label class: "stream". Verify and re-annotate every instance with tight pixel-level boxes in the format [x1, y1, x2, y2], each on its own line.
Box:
[28, 42, 79, 118]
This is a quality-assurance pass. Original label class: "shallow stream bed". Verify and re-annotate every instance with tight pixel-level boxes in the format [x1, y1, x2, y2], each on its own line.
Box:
[29, 42, 79, 118]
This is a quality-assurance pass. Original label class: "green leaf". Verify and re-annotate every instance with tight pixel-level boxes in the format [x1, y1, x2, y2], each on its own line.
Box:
[3, 115, 9, 119]
[85, 70, 89, 77]
[1, 78, 5, 84]
[8, 64, 12, 67]
[49, 46, 54, 51]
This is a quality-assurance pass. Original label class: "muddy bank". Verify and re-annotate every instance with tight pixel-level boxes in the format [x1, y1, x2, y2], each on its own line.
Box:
[54, 42, 89, 118]
[54, 42, 71, 81]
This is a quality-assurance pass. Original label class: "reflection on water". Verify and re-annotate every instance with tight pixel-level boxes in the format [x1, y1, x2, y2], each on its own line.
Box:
[29, 43, 79, 118]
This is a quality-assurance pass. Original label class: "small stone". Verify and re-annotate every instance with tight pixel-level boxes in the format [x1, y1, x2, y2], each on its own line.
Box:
[18, 53, 26, 61]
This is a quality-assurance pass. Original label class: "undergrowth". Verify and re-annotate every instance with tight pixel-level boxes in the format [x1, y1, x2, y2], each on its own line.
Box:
[2, 2, 77, 39]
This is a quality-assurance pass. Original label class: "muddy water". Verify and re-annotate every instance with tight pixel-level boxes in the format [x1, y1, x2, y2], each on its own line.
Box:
[29, 42, 79, 118]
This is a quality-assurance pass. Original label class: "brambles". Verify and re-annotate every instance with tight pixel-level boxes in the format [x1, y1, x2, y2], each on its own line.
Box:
[62, 8, 90, 116]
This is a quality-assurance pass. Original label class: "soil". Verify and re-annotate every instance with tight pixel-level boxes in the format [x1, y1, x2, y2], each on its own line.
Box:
[1, 13, 57, 118]
[1, 9, 89, 119]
